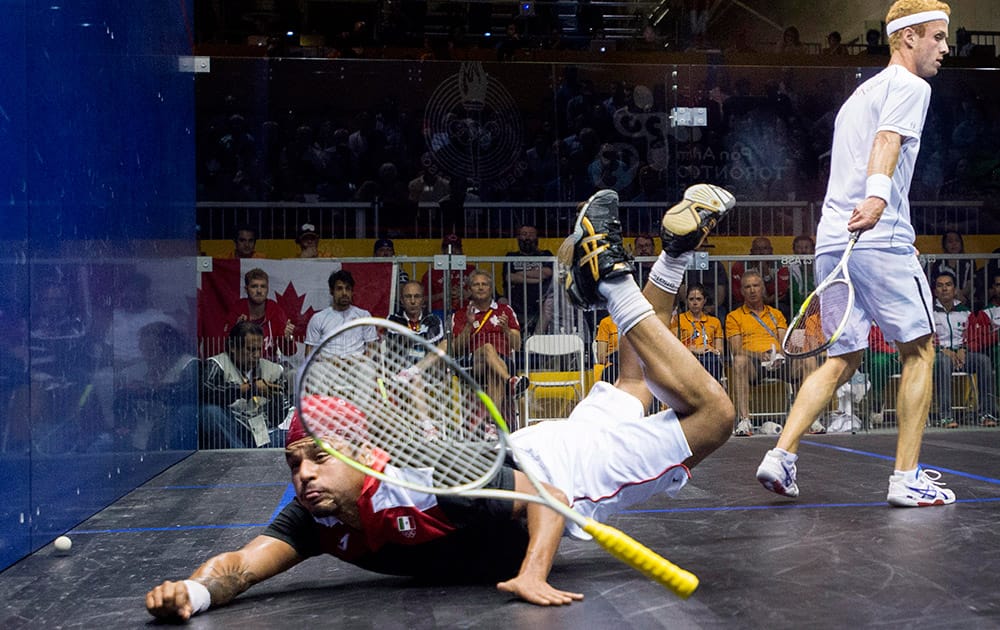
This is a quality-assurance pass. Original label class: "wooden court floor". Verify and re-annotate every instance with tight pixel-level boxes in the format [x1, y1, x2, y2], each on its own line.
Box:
[2, 430, 999, 629]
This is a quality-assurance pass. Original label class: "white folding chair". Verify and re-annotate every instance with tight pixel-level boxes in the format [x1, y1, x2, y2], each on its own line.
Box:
[522, 334, 586, 426]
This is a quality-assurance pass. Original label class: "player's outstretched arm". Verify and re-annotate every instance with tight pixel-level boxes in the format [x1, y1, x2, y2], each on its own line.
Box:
[496, 471, 584, 606]
[145, 535, 301, 621]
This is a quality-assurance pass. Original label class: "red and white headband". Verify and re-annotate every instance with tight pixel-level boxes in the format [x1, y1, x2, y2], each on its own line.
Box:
[886, 10, 949, 36]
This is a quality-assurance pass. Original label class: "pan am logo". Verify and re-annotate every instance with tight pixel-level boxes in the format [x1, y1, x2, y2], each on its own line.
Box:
[423, 62, 525, 190]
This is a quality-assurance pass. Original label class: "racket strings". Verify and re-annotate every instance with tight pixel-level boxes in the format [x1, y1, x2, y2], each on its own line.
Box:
[786, 279, 850, 354]
[299, 337, 501, 489]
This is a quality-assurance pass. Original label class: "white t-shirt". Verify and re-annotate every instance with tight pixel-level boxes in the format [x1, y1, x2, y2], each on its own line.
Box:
[816, 64, 931, 255]
[510, 382, 692, 540]
[305, 305, 376, 358]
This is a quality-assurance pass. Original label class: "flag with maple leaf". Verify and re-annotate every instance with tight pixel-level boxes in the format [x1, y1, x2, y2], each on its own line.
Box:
[198, 259, 394, 359]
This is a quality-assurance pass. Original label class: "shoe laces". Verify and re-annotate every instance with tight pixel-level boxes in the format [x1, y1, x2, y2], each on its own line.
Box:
[917, 468, 948, 488]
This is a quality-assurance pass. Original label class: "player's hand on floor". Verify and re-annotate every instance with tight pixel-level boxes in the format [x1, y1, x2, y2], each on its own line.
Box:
[496, 574, 584, 606]
[146, 580, 194, 621]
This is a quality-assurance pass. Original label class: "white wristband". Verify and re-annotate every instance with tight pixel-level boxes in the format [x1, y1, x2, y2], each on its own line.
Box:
[865, 173, 892, 202]
[183, 579, 212, 615]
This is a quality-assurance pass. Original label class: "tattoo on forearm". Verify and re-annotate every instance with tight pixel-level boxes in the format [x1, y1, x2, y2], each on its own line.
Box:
[202, 572, 258, 605]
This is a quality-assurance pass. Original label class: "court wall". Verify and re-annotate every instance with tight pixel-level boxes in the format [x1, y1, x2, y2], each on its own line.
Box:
[0, 2, 197, 570]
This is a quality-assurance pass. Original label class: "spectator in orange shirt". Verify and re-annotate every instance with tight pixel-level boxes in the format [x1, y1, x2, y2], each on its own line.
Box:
[671, 284, 724, 381]
[230, 225, 265, 259]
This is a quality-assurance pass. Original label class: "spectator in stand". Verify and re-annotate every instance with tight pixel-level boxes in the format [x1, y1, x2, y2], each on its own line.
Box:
[278, 125, 327, 201]
[503, 224, 554, 334]
[304, 270, 377, 359]
[225, 268, 297, 362]
[671, 284, 724, 382]
[420, 233, 475, 322]
[866, 321, 899, 427]
[822, 31, 849, 55]
[118, 322, 199, 450]
[353, 162, 412, 236]
[682, 236, 729, 322]
[295, 223, 334, 259]
[373, 238, 410, 301]
[863, 28, 889, 55]
[968, 274, 1000, 387]
[318, 126, 356, 201]
[524, 131, 559, 200]
[229, 225, 265, 259]
[436, 175, 479, 236]
[788, 234, 816, 314]
[932, 271, 997, 427]
[929, 230, 975, 306]
[955, 27, 975, 57]
[730, 236, 790, 312]
[588, 143, 636, 194]
[727, 270, 816, 436]
[407, 154, 450, 204]
[449, 270, 527, 417]
[973, 248, 1000, 305]
[632, 234, 656, 286]
[387, 281, 444, 364]
[594, 314, 619, 384]
[774, 26, 806, 54]
[496, 21, 523, 61]
[201, 321, 290, 449]
[348, 111, 387, 185]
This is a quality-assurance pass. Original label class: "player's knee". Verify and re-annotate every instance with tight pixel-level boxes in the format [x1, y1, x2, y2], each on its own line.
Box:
[708, 394, 735, 444]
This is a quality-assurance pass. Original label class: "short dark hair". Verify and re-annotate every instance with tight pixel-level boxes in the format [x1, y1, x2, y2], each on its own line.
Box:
[228, 320, 263, 348]
[234, 224, 257, 242]
[329, 269, 355, 291]
[792, 234, 815, 249]
[933, 271, 957, 286]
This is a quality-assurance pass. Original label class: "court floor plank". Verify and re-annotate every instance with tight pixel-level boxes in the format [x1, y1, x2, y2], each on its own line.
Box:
[2, 432, 999, 629]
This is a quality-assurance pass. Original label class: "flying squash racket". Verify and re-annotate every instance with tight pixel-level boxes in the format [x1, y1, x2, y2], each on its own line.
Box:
[782, 231, 860, 358]
[297, 317, 699, 599]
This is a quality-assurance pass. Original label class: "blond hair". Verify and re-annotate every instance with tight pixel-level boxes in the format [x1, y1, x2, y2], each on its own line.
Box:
[886, 0, 951, 51]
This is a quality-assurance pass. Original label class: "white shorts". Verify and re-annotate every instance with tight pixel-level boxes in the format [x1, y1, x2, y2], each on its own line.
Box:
[508, 382, 692, 540]
[815, 247, 935, 356]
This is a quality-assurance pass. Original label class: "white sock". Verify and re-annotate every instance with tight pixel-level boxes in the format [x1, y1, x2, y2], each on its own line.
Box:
[895, 468, 919, 481]
[597, 275, 654, 335]
[647, 251, 694, 294]
[772, 447, 797, 463]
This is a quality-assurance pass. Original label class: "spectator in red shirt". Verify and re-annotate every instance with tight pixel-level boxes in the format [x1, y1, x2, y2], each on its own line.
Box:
[449, 269, 527, 411]
[226, 268, 297, 362]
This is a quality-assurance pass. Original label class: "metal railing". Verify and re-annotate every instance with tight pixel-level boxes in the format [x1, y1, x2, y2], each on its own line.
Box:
[197, 199, 990, 241]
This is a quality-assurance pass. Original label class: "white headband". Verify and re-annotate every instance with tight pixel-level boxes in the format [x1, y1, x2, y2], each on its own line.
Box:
[886, 10, 949, 36]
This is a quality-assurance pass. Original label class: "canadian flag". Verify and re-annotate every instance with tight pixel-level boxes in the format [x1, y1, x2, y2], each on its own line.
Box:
[197, 259, 394, 361]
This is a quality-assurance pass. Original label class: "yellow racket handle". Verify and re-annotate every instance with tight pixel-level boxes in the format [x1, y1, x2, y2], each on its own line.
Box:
[583, 518, 699, 599]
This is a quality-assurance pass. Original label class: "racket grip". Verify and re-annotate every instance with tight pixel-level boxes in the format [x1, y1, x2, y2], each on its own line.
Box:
[583, 519, 699, 599]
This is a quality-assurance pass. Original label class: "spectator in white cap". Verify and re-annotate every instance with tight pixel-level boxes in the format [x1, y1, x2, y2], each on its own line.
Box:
[295, 223, 333, 258]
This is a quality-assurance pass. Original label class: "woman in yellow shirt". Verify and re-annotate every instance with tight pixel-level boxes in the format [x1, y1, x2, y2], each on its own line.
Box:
[671, 284, 725, 381]
[594, 314, 620, 383]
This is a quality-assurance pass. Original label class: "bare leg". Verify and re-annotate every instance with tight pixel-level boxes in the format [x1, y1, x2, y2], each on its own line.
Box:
[614, 281, 676, 409]
[622, 309, 734, 466]
[730, 355, 752, 419]
[474, 344, 511, 407]
[776, 351, 863, 453]
[893, 334, 935, 471]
